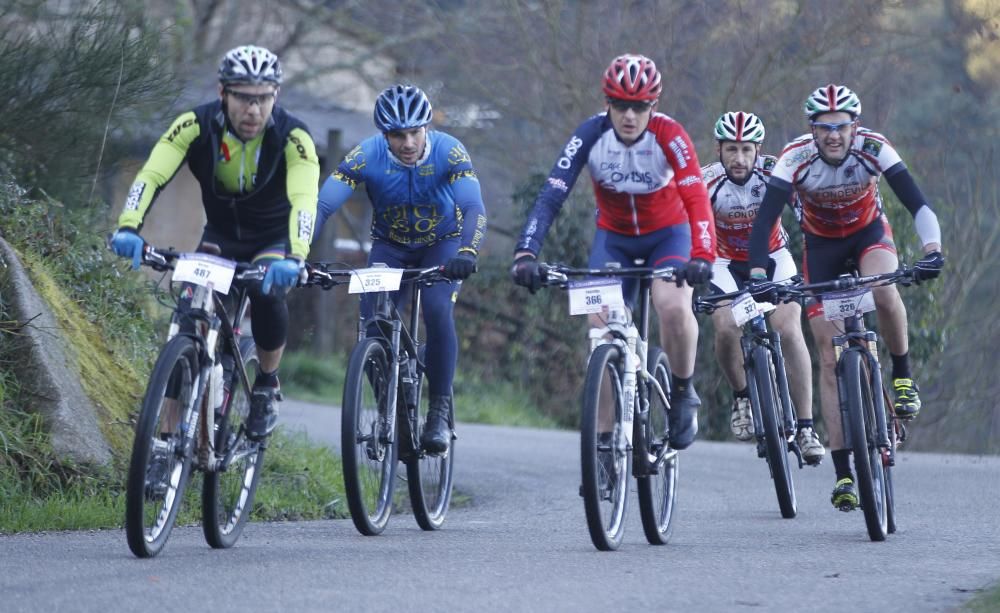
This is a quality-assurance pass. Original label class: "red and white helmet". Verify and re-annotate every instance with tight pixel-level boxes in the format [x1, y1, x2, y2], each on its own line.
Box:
[803, 84, 861, 119]
[602, 54, 662, 101]
[714, 111, 765, 143]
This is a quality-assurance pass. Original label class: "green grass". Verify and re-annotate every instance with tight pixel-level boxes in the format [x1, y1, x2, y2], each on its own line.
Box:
[280, 350, 560, 429]
[964, 581, 1000, 612]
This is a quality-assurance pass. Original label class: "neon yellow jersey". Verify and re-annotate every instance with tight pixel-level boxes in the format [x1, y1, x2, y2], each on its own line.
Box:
[118, 101, 319, 260]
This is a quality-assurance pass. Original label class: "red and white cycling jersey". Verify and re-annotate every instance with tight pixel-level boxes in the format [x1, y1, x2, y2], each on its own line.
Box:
[517, 112, 714, 261]
[770, 128, 902, 238]
[702, 155, 788, 261]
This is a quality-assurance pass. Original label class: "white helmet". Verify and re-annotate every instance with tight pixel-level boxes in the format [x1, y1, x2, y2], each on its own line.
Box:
[804, 84, 861, 119]
[218, 45, 282, 85]
[714, 111, 765, 143]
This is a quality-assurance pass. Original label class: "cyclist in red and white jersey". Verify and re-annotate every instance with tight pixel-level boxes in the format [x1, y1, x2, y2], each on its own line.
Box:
[511, 54, 715, 450]
[702, 111, 823, 464]
[747, 84, 944, 509]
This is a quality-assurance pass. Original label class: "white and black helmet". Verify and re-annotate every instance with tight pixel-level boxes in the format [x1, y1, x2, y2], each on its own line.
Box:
[714, 111, 765, 143]
[373, 85, 433, 132]
[218, 45, 282, 85]
[803, 84, 861, 119]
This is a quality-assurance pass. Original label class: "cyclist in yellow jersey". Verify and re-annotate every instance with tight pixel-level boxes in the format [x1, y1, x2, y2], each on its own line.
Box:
[111, 45, 320, 440]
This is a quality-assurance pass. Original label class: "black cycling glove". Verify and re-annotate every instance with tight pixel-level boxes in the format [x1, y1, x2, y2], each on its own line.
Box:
[510, 254, 542, 294]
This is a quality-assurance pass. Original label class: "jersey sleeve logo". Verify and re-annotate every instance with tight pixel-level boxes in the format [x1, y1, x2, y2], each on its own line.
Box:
[668, 136, 690, 169]
[448, 144, 471, 166]
[124, 181, 145, 211]
[861, 137, 883, 157]
[557, 136, 584, 170]
[297, 210, 315, 242]
[344, 145, 366, 172]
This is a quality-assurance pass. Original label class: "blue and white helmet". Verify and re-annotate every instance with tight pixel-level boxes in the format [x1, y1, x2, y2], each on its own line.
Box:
[218, 45, 282, 85]
[373, 85, 433, 132]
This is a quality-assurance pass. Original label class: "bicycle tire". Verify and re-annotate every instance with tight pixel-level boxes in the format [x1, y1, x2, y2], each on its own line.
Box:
[125, 336, 201, 558]
[637, 347, 678, 545]
[843, 350, 887, 541]
[406, 381, 455, 531]
[342, 338, 399, 536]
[202, 336, 266, 548]
[580, 343, 630, 551]
[752, 345, 797, 519]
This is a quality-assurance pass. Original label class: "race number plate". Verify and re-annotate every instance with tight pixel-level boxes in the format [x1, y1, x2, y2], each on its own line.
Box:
[173, 253, 236, 294]
[348, 267, 404, 294]
[731, 292, 776, 326]
[822, 288, 875, 321]
[567, 279, 625, 315]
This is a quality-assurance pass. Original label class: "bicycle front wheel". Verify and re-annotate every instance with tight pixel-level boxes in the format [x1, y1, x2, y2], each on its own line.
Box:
[342, 338, 399, 536]
[751, 345, 797, 519]
[202, 337, 266, 549]
[581, 343, 630, 551]
[843, 350, 887, 541]
[637, 347, 678, 545]
[124, 336, 200, 558]
[883, 384, 898, 534]
[406, 388, 455, 531]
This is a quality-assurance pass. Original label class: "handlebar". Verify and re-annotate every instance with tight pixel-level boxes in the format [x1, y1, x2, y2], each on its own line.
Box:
[537, 262, 685, 288]
[138, 245, 266, 281]
[695, 266, 916, 314]
[302, 262, 450, 290]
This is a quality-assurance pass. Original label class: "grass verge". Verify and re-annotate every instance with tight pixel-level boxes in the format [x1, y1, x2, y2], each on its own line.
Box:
[964, 581, 1000, 612]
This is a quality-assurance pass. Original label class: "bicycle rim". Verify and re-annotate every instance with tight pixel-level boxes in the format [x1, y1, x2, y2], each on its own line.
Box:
[203, 337, 265, 549]
[342, 338, 398, 535]
[637, 347, 678, 545]
[883, 383, 897, 534]
[407, 387, 455, 531]
[844, 351, 887, 541]
[753, 346, 797, 519]
[125, 336, 199, 558]
[581, 343, 630, 551]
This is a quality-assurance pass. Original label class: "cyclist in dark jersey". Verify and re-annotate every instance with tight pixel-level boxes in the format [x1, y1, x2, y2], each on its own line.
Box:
[511, 54, 715, 450]
[316, 84, 487, 453]
[747, 84, 944, 509]
[111, 45, 320, 441]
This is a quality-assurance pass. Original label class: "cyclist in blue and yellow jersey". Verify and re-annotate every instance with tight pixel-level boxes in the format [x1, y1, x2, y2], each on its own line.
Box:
[316, 84, 487, 453]
[747, 84, 944, 510]
[110, 45, 320, 441]
[702, 111, 824, 464]
[511, 54, 716, 451]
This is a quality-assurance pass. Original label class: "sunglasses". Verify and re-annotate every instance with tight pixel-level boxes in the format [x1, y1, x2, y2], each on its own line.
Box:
[225, 89, 277, 106]
[607, 98, 654, 114]
[810, 120, 854, 134]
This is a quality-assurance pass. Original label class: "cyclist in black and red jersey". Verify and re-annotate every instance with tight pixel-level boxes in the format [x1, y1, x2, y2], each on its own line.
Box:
[747, 84, 944, 509]
[110, 45, 320, 442]
[702, 111, 824, 464]
[511, 54, 716, 451]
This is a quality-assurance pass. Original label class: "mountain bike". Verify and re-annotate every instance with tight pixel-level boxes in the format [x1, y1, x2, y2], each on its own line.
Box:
[123, 245, 267, 558]
[779, 268, 914, 541]
[305, 263, 455, 534]
[695, 290, 803, 519]
[538, 263, 680, 551]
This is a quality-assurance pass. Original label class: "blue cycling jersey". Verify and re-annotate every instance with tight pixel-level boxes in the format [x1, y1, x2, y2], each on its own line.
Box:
[317, 130, 487, 253]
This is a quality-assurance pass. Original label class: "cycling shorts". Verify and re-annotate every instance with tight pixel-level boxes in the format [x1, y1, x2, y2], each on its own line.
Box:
[588, 223, 691, 307]
[710, 247, 797, 294]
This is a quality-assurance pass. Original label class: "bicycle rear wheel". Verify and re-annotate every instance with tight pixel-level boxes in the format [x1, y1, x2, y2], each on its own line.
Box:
[342, 338, 399, 535]
[637, 347, 678, 545]
[581, 343, 630, 551]
[843, 350, 887, 541]
[202, 337, 266, 548]
[125, 336, 200, 558]
[406, 386, 455, 531]
[751, 345, 797, 519]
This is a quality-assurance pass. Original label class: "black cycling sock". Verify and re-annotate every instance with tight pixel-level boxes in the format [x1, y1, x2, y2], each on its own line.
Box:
[890, 352, 911, 380]
[832, 449, 853, 480]
[672, 375, 692, 394]
[796, 419, 813, 431]
[254, 368, 279, 389]
[733, 387, 749, 399]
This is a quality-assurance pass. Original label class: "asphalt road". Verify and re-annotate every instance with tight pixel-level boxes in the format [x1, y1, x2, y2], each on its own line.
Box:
[2, 397, 998, 612]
